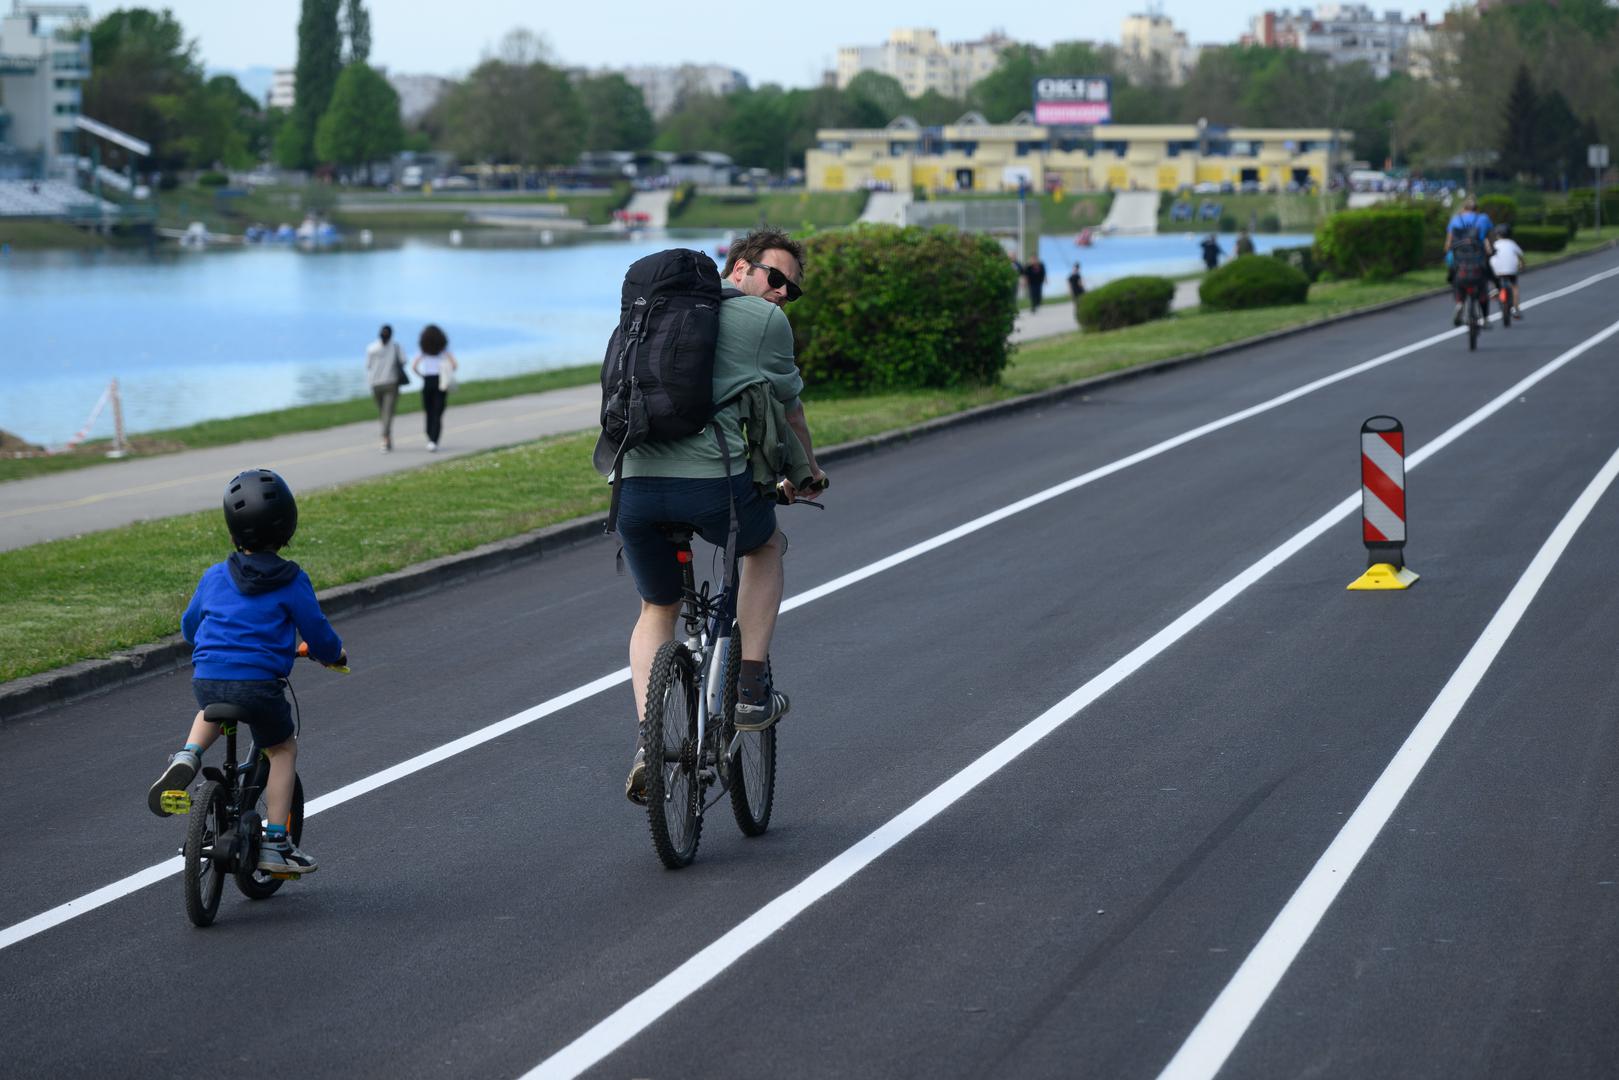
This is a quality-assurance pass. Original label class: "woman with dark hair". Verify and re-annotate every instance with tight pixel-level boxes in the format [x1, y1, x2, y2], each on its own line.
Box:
[364, 324, 406, 452]
[411, 323, 458, 452]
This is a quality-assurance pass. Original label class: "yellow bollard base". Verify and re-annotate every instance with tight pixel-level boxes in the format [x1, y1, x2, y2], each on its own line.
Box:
[1346, 563, 1420, 590]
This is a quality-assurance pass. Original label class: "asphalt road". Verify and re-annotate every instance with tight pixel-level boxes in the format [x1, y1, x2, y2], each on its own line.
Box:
[5, 251, 1619, 1080]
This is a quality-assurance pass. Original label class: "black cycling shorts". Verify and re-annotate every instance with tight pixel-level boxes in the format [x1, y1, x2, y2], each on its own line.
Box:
[616, 472, 778, 605]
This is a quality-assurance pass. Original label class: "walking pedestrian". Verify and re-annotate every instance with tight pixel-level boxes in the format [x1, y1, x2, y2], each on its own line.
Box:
[1022, 256, 1047, 311]
[364, 324, 407, 452]
[1235, 230, 1255, 256]
[411, 323, 458, 452]
[1200, 233, 1224, 271]
[1067, 262, 1085, 301]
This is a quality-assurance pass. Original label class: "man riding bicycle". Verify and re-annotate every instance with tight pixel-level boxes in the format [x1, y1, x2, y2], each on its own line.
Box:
[615, 227, 827, 803]
[1445, 195, 1495, 327]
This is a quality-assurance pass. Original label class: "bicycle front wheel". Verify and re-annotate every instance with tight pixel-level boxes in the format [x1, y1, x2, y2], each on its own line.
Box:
[724, 625, 776, 836]
[183, 781, 227, 927]
[645, 641, 702, 868]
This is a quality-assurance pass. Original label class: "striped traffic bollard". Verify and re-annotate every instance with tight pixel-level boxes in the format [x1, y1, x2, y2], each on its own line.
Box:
[1347, 415, 1420, 590]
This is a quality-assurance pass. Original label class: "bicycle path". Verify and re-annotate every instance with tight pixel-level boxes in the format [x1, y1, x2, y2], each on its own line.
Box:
[0, 289, 1192, 552]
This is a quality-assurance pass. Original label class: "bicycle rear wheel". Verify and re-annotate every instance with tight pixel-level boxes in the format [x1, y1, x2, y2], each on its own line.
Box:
[724, 625, 776, 836]
[1467, 296, 1480, 351]
[1501, 293, 1511, 328]
[183, 781, 227, 927]
[645, 641, 702, 868]
[236, 774, 305, 899]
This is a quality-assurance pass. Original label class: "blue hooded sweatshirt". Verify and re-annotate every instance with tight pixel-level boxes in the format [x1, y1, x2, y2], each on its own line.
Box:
[182, 551, 344, 680]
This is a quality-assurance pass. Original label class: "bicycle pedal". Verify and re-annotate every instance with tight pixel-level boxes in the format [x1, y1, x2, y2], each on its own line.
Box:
[159, 790, 191, 815]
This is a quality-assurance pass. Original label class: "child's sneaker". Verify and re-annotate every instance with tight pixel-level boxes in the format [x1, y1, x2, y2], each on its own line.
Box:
[147, 749, 200, 817]
[257, 836, 318, 875]
[625, 746, 648, 805]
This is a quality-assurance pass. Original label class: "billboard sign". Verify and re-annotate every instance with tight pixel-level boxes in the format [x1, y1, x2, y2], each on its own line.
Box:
[1033, 76, 1111, 125]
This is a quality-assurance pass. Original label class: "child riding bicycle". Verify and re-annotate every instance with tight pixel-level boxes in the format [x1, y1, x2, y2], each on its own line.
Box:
[146, 468, 345, 876]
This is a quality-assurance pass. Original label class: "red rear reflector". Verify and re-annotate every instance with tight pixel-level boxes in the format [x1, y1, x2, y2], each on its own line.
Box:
[676, 550, 692, 563]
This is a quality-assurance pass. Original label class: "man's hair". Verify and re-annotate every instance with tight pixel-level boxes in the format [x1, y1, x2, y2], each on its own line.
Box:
[380, 324, 393, 343]
[724, 226, 805, 277]
[419, 323, 448, 355]
[1462, 195, 1478, 211]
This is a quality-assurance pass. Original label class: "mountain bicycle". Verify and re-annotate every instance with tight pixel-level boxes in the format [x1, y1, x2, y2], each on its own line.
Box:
[161, 645, 345, 927]
[641, 477, 825, 870]
[1461, 281, 1485, 351]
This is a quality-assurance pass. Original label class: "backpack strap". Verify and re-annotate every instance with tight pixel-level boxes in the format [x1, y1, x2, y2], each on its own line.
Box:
[712, 424, 740, 599]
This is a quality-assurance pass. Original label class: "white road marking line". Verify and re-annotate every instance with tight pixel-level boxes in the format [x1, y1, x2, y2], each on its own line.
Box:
[3, 284, 1617, 960]
[521, 314, 1619, 1078]
[1156, 423, 1619, 1080]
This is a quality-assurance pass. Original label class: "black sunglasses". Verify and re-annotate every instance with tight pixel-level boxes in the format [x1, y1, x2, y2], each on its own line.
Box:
[748, 262, 803, 302]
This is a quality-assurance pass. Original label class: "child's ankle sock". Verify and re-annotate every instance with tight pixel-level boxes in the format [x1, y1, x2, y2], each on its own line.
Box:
[183, 743, 202, 755]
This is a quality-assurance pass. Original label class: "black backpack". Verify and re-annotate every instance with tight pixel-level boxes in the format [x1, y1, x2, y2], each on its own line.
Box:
[1450, 228, 1487, 286]
[593, 248, 726, 528]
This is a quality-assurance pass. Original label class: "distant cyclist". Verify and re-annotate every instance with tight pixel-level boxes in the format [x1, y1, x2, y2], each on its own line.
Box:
[614, 227, 827, 804]
[1490, 223, 1526, 321]
[1445, 196, 1494, 327]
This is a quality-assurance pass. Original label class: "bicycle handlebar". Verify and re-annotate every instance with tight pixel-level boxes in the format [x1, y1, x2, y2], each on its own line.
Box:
[296, 640, 350, 674]
[775, 474, 829, 506]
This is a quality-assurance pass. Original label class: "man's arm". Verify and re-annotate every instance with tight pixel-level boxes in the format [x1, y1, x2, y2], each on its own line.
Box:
[784, 401, 826, 488]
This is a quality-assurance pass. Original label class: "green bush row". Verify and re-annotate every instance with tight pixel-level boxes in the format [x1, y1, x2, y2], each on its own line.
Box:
[1199, 255, 1311, 311]
[1512, 225, 1571, 252]
[1076, 276, 1175, 331]
[1316, 208, 1425, 281]
[791, 224, 1017, 392]
[1269, 244, 1322, 282]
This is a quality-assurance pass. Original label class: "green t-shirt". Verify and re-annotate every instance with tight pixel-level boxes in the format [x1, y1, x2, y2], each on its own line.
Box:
[621, 293, 804, 478]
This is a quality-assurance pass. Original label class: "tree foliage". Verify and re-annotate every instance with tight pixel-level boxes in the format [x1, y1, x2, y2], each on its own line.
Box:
[576, 73, 654, 151]
[287, 0, 343, 169]
[436, 31, 583, 164]
[82, 8, 200, 172]
[341, 0, 371, 64]
[314, 62, 402, 174]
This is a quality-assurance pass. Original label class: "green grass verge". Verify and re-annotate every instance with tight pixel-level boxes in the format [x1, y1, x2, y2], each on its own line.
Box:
[670, 192, 869, 230]
[0, 219, 110, 250]
[4, 235, 1614, 682]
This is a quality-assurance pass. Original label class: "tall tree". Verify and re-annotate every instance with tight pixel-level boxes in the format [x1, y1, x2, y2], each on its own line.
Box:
[437, 31, 583, 165]
[314, 62, 402, 178]
[342, 0, 371, 64]
[288, 0, 343, 169]
[575, 72, 654, 151]
[1498, 64, 1542, 182]
[81, 8, 201, 172]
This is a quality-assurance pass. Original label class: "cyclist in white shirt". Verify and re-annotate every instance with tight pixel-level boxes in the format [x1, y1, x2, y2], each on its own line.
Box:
[1489, 225, 1526, 321]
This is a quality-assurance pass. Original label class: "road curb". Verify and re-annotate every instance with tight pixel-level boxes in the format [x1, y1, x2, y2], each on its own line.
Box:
[5, 239, 1615, 722]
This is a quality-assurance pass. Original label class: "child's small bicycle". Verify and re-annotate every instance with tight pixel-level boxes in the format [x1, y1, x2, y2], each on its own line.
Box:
[161, 645, 343, 927]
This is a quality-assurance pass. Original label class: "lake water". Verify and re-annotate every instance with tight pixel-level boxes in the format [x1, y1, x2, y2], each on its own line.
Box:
[2, 229, 1311, 447]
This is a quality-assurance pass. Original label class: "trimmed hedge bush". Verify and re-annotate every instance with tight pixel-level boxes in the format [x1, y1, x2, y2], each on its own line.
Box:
[1076, 275, 1175, 331]
[1270, 244, 1321, 282]
[1199, 255, 1310, 310]
[791, 224, 1017, 392]
[1478, 195, 1517, 225]
[1316, 208, 1425, 280]
[1513, 225, 1570, 253]
[197, 170, 229, 188]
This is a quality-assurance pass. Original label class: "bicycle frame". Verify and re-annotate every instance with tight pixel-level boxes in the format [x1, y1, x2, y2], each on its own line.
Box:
[194, 709, 272, 872]
[669, 536, 744, 810]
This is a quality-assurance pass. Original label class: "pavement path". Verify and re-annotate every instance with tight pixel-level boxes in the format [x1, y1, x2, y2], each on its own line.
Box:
[0, 287, 1192, 552]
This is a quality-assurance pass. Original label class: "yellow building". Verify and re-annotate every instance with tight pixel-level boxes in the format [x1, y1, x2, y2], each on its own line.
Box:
[806, 116, 1353, 194]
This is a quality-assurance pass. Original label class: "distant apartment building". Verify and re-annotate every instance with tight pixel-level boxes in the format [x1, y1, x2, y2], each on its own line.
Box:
[0, 2, 89, 178]
[834, 28, 1010, 99]
[388, 73, 448, 125]
[268, 67, 295, 110]
[616, 64, 747, 119]
[1245, 5, 1433, 79]
[1120, 12, 1199, 86]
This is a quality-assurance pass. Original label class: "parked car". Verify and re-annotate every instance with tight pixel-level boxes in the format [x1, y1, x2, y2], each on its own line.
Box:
[436, 175, 475, 190]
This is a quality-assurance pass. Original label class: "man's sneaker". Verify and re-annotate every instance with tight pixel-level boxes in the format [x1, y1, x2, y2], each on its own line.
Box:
[1514, 307, 1525, 320]
[734, 687, 790, 732]
[257, 836, 318, 875]
[147, 749, 200, 817]
[1452, 302, 1464, 327]
[624, 747, 648, 805]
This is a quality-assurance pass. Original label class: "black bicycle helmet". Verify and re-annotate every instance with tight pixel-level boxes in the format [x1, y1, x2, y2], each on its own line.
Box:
[223, 469, 298, 551]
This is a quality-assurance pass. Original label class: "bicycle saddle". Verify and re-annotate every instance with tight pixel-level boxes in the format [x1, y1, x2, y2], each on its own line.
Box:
[202, 702, 256, 726]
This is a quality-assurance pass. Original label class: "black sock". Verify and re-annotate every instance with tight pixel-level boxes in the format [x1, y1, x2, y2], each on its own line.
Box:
[739, 661, 767, 703]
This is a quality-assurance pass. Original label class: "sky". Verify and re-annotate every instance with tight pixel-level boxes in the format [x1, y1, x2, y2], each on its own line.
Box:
[110, 0, 1448, 90]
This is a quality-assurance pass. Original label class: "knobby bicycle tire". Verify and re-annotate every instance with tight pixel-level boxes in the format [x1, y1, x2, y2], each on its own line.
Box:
[1468, 296, 1480, 351]
[236, 774, 305, 899]
[724, 624, 777, 837]
[183, 781, 227, 927]
[645, 641, 702, 868]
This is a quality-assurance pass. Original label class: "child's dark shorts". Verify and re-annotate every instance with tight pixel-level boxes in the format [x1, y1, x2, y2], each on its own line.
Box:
[616, 472, 778, 605]
[192, 679, 295, 749]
